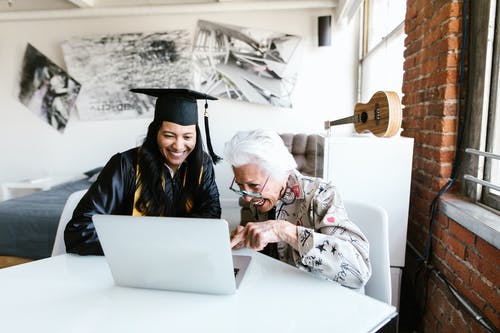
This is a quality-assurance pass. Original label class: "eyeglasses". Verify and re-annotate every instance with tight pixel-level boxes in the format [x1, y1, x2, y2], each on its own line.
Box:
[229, 176, 270, 199]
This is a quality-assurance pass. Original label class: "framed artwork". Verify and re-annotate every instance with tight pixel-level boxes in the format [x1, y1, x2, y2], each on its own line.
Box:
[18, 43, 81, 132]
[193, 20, 302, 108]
[61, 30, 193, 120]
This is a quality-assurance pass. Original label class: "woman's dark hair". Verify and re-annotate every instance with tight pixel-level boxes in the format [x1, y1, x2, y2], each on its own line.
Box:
[135, 119, 204, 215]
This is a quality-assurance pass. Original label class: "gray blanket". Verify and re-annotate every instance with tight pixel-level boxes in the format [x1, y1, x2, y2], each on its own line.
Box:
[0, 178, 91, 259]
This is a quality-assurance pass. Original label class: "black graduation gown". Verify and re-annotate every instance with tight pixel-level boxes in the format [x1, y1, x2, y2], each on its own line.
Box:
[64, 147, 221, 255]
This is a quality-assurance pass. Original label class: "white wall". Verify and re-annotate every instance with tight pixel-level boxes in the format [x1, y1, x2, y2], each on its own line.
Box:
[0, 8, 359, 202]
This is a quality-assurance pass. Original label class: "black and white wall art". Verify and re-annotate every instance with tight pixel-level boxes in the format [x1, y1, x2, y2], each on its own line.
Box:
[193, 20, 302, 108]
[18, 43, 81, 132]
[62, 30, 193, 120]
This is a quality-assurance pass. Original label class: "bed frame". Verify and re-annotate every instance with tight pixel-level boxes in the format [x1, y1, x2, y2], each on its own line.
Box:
[0, 256, 32, 269]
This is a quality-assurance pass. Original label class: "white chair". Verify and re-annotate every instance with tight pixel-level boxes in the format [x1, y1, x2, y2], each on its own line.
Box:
[344, 200, 392, 304]
[51, 190, 87, 256]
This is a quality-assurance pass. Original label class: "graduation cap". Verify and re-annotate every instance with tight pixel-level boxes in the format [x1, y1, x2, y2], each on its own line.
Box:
[130, 88, 222, 164]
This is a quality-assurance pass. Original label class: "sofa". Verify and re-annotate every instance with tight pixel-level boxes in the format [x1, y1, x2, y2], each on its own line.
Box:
[239, 133, 324, 224]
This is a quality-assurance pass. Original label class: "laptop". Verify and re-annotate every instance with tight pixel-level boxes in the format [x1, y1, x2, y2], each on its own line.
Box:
[92, 214, 251, 295]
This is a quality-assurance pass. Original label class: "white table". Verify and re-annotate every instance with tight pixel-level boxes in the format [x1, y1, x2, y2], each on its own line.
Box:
[0, 249, 396, 333]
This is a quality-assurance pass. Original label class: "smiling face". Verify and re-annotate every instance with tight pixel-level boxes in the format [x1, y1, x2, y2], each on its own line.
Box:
[232, 164, 286, 213]
[157, 121, 197, 172]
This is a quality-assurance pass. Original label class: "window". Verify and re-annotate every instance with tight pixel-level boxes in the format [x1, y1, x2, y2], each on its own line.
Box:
[358, 0, 406, 101]
[462, 0, 500, 212]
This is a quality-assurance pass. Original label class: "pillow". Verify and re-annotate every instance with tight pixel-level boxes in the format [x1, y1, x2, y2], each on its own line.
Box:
[88, 172, 100, 183]
[83, 167, 103, 178]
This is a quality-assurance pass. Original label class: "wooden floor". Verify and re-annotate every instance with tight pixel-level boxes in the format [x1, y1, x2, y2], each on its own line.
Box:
[0, 256, 32, 269]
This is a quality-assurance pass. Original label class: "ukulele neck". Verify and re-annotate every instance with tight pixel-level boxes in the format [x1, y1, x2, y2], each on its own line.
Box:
[324, 114, 363, 129]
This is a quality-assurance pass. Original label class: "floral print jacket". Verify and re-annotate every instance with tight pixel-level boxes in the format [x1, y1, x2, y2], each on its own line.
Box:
[249, 170, 371, 289]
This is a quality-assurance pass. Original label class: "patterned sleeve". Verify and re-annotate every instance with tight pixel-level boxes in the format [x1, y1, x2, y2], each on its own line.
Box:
[294, 184, 372, 289]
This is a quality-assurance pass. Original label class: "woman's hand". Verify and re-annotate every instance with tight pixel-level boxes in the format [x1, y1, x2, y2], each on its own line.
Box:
[230, 220, 298, 251]
[230, 226, 246, 250]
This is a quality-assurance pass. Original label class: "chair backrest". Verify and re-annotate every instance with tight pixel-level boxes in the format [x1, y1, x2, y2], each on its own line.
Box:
[51, 189, 87, 256]
[344, 200, 392, 304]
[279, 133, 324, 177]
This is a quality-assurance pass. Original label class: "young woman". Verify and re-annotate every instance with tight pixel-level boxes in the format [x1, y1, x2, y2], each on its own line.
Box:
[64, 89, 221, 255]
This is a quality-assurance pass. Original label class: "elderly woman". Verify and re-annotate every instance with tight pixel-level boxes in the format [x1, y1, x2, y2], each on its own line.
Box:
[225, 129, 371, 289]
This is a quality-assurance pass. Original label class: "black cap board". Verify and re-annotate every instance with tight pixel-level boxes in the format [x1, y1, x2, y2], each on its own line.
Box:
[130, 88, 222, 164]
[130, 88, 217, 125]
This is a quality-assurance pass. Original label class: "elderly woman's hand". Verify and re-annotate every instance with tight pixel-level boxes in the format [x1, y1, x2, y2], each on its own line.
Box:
[230, 226, 246, 250]
[230, 220, 298, 251]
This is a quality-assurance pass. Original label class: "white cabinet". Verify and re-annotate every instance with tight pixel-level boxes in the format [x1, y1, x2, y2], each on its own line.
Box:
[323, 135, 414, 308]
[1, 176, 84, 201]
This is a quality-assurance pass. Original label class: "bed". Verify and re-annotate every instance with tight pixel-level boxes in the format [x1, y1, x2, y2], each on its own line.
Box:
[0, 171, 99, 268]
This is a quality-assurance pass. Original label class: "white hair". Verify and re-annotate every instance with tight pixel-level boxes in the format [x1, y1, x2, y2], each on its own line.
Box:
[224, 129, 297, 181]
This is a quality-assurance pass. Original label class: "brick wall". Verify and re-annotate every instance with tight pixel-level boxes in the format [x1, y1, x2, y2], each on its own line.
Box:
[401, 0, 499, 332]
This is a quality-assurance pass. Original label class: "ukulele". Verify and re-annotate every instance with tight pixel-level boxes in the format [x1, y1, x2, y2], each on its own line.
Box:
[324, 91, 402, 137]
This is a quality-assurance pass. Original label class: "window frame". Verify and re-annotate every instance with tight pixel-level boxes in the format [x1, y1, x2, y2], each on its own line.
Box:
[461, 0, 500, 212]
[358, 0, 406, 101]
[481, 0, 500, 210]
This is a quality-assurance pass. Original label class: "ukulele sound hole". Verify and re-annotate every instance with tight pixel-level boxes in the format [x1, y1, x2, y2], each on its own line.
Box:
[360, 112, 368, 123]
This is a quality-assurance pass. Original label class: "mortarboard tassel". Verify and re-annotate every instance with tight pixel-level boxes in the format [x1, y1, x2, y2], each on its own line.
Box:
[204, 100, 222, 164]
